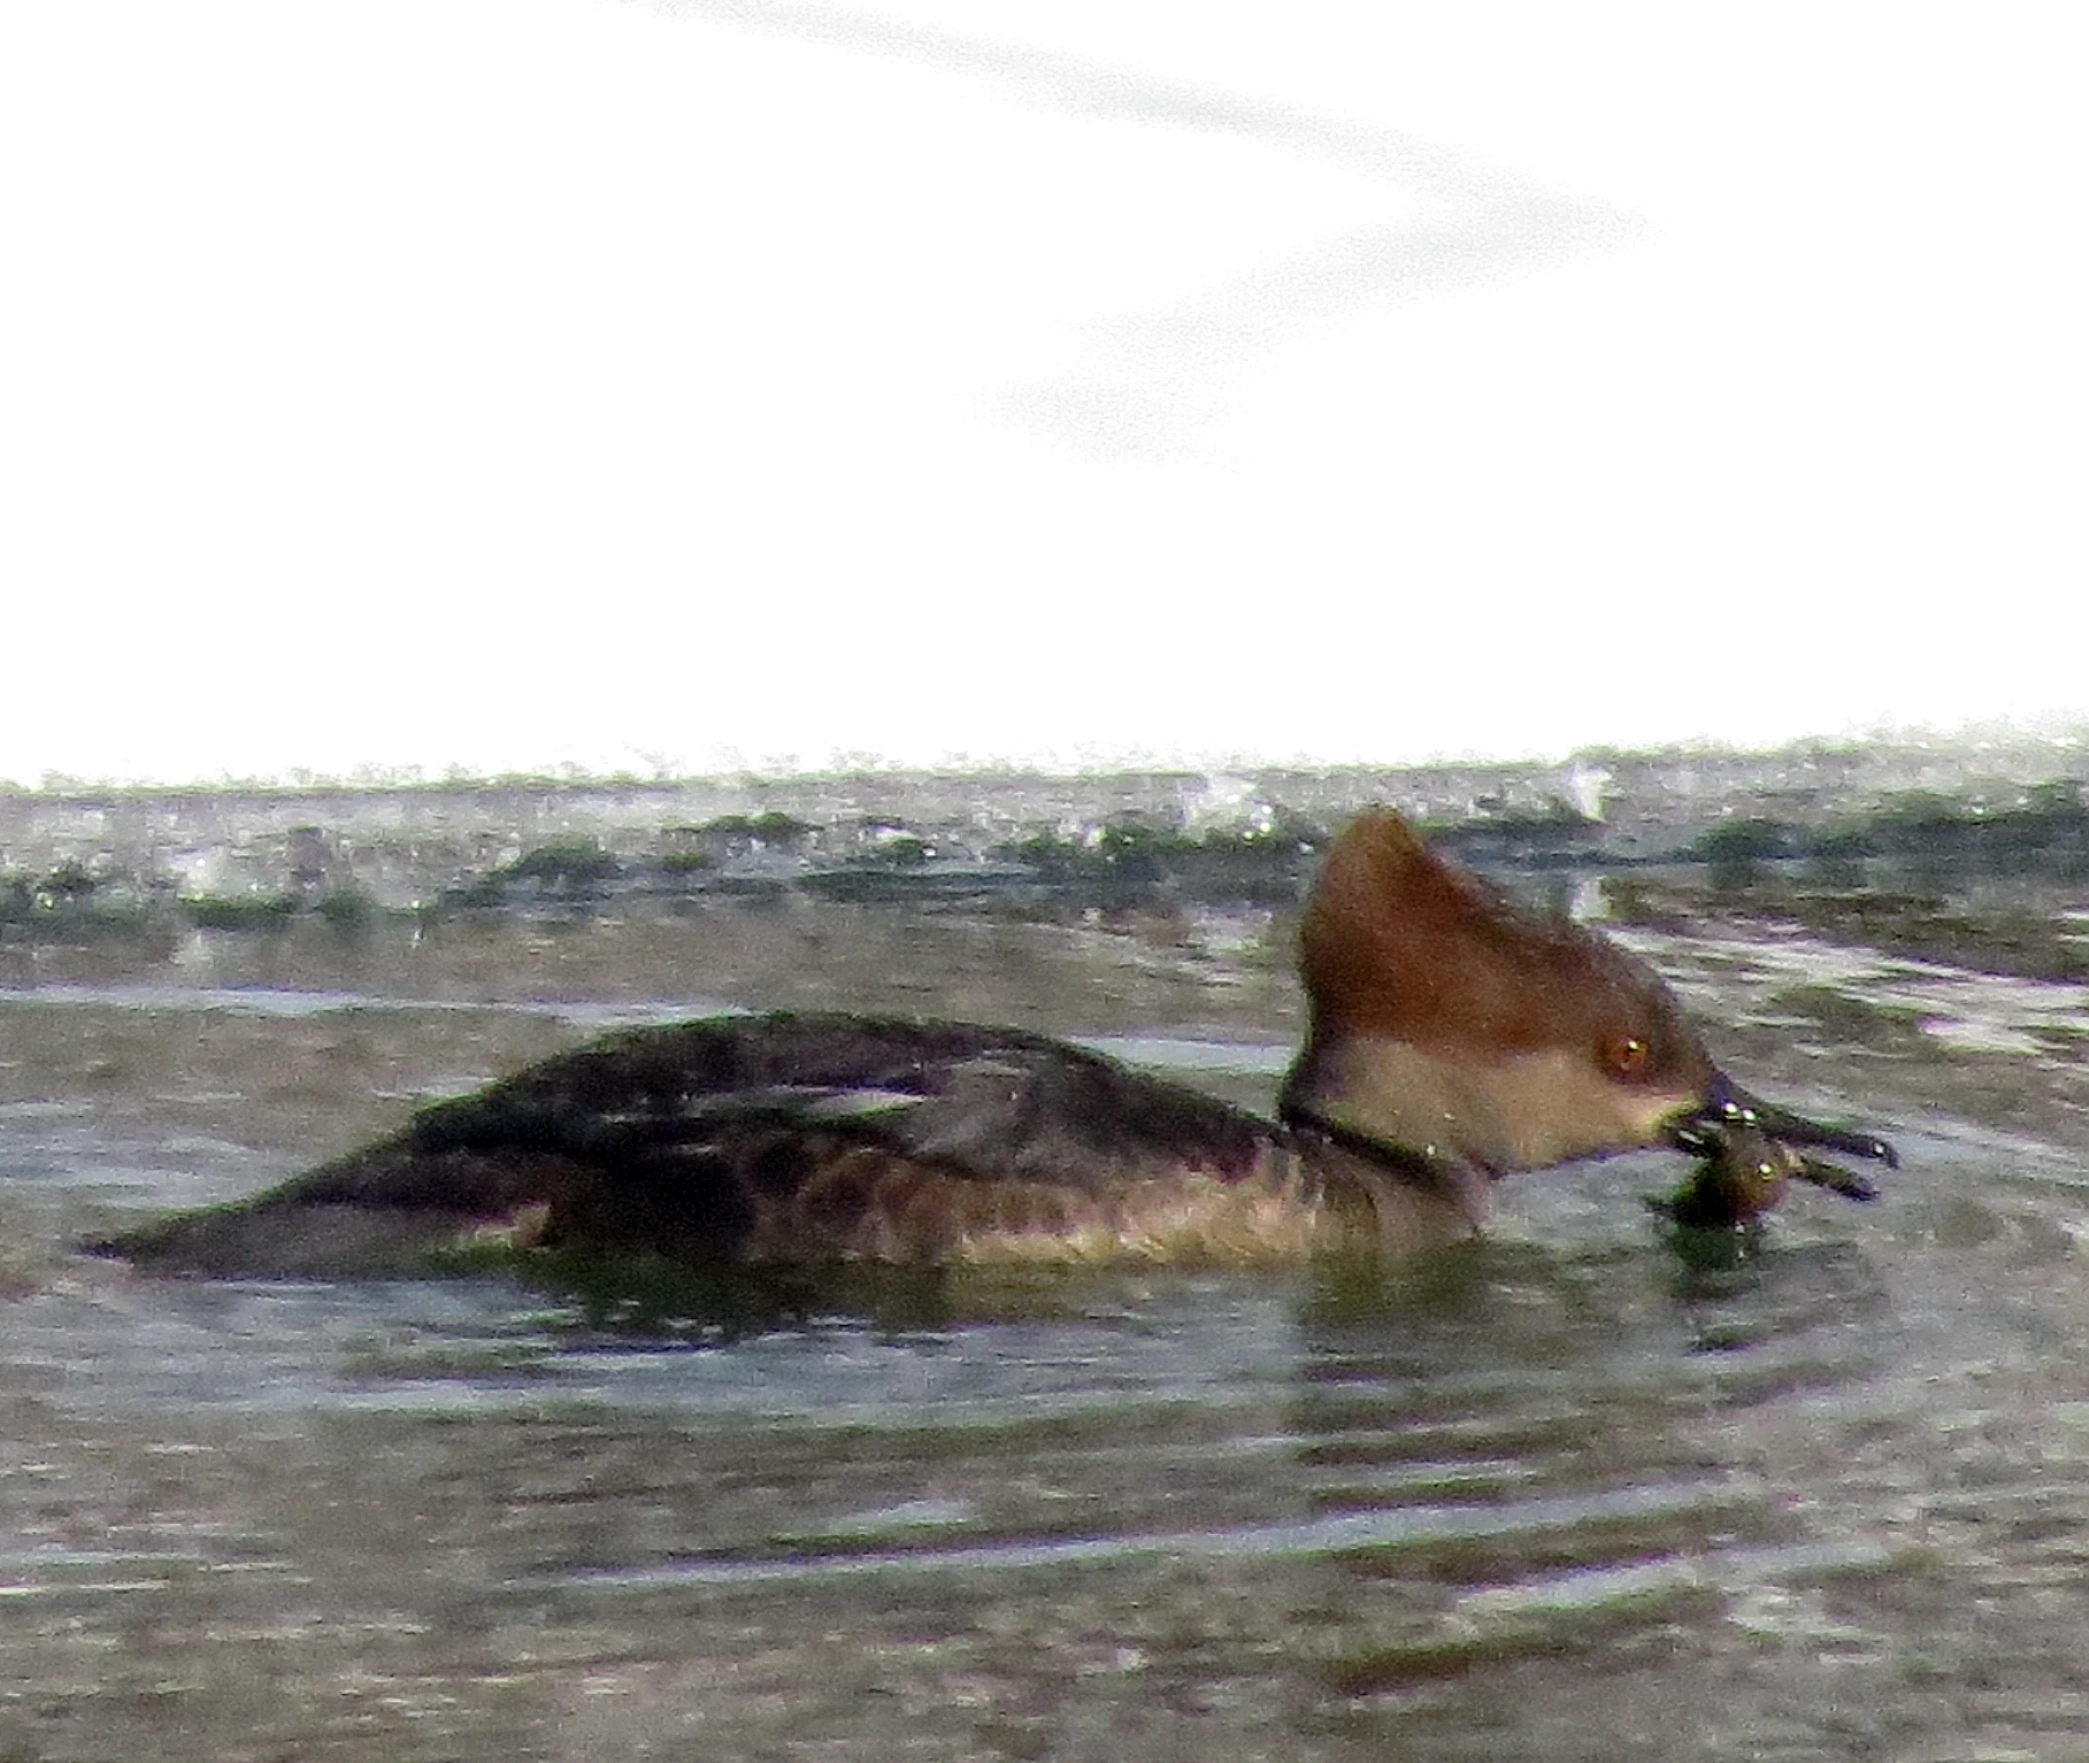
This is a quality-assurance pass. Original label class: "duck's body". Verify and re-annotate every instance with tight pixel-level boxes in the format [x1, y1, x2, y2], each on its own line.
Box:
[99, 813, 1895, 1276]
[107, 1013, 1486, 1276]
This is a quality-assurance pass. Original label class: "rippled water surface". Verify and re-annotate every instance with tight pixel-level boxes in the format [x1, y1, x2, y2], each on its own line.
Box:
[5, 877, 2089, 1761]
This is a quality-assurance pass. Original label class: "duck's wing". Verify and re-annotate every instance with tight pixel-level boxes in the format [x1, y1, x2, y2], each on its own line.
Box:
[108, 1014, 1282, 1272]
[401, 1013, 1269, 1182]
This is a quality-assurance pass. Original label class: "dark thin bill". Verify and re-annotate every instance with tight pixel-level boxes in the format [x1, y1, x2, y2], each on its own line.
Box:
[1692, 1076, 1899, 1169]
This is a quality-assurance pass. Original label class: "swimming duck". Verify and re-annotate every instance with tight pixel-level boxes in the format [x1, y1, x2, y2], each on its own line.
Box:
[97, 811, 1895, 1276]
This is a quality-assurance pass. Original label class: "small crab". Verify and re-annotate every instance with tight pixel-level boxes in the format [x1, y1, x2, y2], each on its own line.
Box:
[1656, 1086, 1896, 1230]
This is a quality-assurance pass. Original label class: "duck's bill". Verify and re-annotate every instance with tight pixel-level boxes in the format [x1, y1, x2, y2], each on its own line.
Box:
[1670, 1074, 1897, 1167]
[1661, 1074, 1896, 1219]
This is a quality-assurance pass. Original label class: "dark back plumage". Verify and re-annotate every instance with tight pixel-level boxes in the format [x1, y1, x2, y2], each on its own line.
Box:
[109, 1014, 1286, 1270]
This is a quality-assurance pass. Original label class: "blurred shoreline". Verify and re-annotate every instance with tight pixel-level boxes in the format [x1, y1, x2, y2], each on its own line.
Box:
[3, 734, 2085, 921]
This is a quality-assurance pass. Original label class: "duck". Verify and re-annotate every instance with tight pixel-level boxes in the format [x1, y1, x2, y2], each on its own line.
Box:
[95, 811, 1896, 1277]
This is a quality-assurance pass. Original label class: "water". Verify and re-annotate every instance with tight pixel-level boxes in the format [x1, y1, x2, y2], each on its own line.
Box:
[3, 865, 2088, 1761]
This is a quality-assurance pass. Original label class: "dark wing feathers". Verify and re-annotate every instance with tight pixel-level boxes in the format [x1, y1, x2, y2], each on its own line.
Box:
[215, 1014, 1280, 1264]
[395, 1013, 1269, 1187]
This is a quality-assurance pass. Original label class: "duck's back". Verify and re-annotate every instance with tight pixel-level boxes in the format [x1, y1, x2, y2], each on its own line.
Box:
[105, 1013, 1341, 1275]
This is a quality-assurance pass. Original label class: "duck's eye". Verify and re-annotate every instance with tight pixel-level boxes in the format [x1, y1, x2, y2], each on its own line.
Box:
[1605, 1034, 1650, 1076]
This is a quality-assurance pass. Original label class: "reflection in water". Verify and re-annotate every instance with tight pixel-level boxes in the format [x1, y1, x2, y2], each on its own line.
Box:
[3, 883, 2089, 1760]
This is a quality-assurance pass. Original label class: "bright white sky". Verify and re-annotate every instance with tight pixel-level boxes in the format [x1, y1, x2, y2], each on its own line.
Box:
[4, 1, 2083, 784]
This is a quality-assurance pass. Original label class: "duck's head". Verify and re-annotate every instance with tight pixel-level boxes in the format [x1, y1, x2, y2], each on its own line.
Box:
[1278, 811, 1895, 1213]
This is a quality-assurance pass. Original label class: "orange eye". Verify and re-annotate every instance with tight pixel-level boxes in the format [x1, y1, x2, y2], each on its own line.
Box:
[1606, 1034, 1650, 1076]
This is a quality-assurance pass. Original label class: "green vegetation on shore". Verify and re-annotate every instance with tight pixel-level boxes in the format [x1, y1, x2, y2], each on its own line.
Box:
[4, 780, 2083, 945]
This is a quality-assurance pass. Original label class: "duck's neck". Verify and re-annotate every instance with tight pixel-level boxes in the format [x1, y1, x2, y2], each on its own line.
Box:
[1277, 1099, 1494, 1239]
